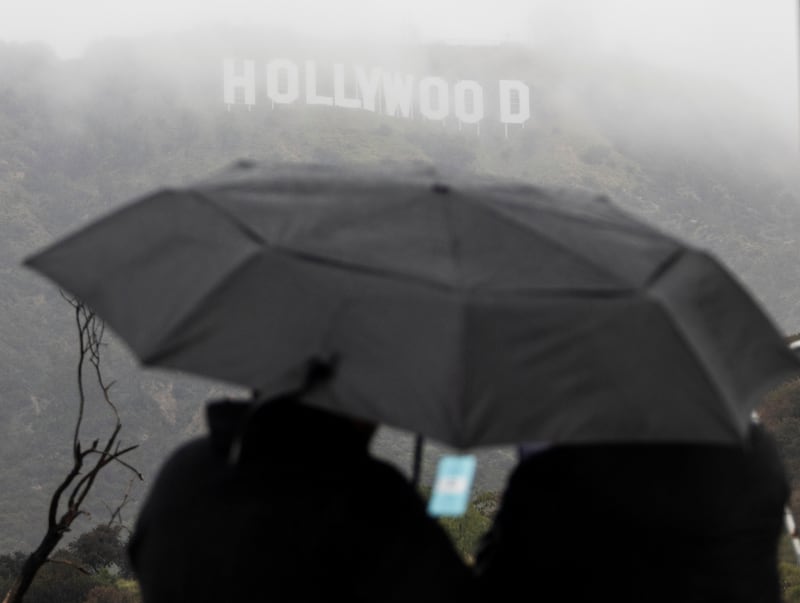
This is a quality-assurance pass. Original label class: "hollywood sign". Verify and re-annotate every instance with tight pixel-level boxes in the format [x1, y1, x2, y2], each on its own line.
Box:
[223, 59, 531, 133]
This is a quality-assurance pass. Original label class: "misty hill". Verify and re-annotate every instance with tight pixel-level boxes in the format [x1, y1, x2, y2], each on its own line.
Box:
[1, 28, 799, 552]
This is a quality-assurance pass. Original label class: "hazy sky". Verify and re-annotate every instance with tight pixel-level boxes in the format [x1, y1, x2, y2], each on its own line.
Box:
[2, 0, 799, 135]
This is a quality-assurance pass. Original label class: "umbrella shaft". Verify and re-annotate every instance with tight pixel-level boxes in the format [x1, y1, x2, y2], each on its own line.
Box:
[411, 435, 424, 488]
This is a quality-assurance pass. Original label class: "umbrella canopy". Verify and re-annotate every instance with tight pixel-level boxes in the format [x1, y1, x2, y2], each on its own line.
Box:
[24, 160, 800, 449]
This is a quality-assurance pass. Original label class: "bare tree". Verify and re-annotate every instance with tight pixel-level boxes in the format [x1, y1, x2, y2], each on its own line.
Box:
[2, 295, 142, 603]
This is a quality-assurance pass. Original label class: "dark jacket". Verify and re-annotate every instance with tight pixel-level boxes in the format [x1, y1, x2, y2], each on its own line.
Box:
[128, 398, 474, 602]
[475, 424, 789, 602]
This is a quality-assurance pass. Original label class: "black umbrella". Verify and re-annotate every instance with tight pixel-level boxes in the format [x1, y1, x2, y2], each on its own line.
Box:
[24, 160, 800, 449]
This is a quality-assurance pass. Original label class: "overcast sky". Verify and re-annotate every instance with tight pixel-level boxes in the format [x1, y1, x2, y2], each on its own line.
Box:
[2, 0, 799, 137]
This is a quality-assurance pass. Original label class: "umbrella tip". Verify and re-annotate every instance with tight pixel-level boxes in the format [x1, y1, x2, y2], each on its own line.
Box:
[431, 183, 450, 195]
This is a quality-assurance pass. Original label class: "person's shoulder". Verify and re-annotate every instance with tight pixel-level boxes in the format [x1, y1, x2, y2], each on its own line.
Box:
[161, 437, 216, 469]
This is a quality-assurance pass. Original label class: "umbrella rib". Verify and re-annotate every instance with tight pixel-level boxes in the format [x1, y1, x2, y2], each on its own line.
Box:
[482, 184, 668, 240]
[439, 192, 469, 445]
[188, 189, 268, 245]
[643, 250, 744, 440]
[269, 242, 465, 291]
[649, 305, 742, 439]
[188, 186, 640, 298]
[459, 189, 674, 286]
[142, 250, 263, 365]
[189, 183, 653, 295]
[219, 228, 638, 298]
[134, 189, 270, 364]
[643, 248, 685, 288]
[188, 187, 468, 292]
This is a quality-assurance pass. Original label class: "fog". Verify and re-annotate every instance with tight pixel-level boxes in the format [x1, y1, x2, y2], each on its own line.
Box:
[4, 0, 798, 138]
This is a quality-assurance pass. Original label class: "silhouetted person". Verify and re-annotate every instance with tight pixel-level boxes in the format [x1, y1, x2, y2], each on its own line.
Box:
[128, 394, 474, 602]
[475, 423, 789, 602]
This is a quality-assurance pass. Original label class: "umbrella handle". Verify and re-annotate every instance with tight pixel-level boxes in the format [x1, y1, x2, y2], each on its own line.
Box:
[411, 434, 424, 488]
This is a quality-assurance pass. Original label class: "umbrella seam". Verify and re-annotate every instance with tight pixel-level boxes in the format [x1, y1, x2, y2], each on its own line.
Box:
[439, 191, 469, 447]
[141, 250, 264, 365]
[193, 181, 660, 293]
[217, 236, 640, 297]
[643, 249, 745, 441]
[478, 184, 673, 239]
[455, 188, 671, 288]
[188, 189, 269, 246]
[187, 186, 471, 292]
[480, 185, 671, 241]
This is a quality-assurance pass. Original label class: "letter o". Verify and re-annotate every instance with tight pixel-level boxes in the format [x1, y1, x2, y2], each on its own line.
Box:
[419, 77, 450, 121]
[266, 59, 299, 104]
[454, 81, 484, 124]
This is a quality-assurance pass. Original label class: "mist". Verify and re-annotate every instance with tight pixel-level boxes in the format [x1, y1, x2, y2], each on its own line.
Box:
[3, 2, 799, 339]
[2, 5, 799, 327]
[2, 0, 796, 180]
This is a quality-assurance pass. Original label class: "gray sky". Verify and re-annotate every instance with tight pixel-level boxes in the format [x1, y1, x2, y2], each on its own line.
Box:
[2, 0, 798, 137]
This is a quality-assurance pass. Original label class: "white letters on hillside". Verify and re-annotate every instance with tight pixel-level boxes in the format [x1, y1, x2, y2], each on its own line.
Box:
[223, 58, 532, 132]
[381, 72, 415, 118]
[266, 59, 299, 106]
[333, 64, 361, 109]
[355, 66, 382, 112]
[305, 61, 333, 106]
[499, 80, 530, 124]
[419, 77, 449, 121]
[223, 60, 256, 106]
[454, 81, 484, 124]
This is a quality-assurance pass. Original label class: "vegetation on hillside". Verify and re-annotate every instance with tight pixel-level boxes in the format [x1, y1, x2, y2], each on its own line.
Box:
[1, 29, 798, 557]
[0, 524, 138, 603]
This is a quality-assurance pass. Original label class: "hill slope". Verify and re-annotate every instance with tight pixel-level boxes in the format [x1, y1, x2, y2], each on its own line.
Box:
[1, 31, 798, 551]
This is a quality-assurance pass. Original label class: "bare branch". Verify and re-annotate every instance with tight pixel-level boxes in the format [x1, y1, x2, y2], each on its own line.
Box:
[106, 477, 137, 528]
[4, 295, 143, 603]
[46, 464, 83, 530]
[44, 558, 92, 576]
[73, 299, 87, 460]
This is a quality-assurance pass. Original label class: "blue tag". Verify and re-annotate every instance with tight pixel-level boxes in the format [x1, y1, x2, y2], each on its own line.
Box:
[427, 455, 477, 517]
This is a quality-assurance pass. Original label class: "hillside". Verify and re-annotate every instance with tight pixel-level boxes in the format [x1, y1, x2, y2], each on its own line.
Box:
[1, 29, 799, 552]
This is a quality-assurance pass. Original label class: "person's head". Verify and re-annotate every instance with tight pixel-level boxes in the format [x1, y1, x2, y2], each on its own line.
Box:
[236, 394, 377, 458]
[345, 415, 378, 447]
